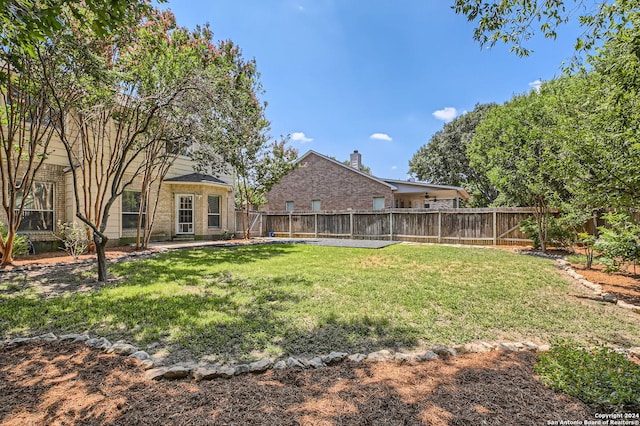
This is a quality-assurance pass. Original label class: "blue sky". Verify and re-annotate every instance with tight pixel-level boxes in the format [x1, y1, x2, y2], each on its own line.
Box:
[163, 1, 582, 180]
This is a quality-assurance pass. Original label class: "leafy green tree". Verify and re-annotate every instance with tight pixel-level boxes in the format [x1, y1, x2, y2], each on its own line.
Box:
[188, 42, 298, 238]
[557, 30, 640, 209]
[470, 88, 570, 252]
[409, 103, 497, 207]
[453, 0, 638, 59]
[41, 7, 223, 281]
[123, 18, 222, 250]
[235, 140, 298, 238]
[0, 0, 155, 54]
[0, 14, 64, 264]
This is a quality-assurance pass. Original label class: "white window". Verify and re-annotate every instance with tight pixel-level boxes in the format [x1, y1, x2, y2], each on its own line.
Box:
[373, 197, 385, 210]
[122, 190, 145, 230]
[17, 182, 54, 232]
[285, 201, 294, 212]
[311, 200, 321, 211]
[208, 195, 221, 228]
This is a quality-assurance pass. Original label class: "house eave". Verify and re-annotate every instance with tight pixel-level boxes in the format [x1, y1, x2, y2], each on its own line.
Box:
[164, 180, 233, 189]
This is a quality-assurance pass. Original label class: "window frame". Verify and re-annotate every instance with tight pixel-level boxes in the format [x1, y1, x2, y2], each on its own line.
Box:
[311, 200, 321, 212]
[207, 195, 221, 229]
[285, 201, 294, 212]
[372, 197, 385, 211]
[121, 190, 145, 231]
[16, 181, 55, 232]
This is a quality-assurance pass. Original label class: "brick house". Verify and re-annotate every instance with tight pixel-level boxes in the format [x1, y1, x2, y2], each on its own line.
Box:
[264, 150, 469, 212]
[2, 136, 236, 250]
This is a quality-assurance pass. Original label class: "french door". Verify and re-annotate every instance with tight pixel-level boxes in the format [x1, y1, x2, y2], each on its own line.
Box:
[176, 194, 194, 234]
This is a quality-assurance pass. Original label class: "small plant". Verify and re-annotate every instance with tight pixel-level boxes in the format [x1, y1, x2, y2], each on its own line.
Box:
[0, 222, 29, 258]
[535, 340, 640, 412]
[221, 231, 235, 241]
[54, 221, 88, 260]
[577, 232, 597, 269]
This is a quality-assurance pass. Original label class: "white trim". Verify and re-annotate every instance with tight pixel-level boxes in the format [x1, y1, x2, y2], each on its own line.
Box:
[175, 194, 194, 234]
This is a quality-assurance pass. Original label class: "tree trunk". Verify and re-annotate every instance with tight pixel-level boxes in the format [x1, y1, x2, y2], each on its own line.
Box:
[244, 207, 250, 239]
[0, 233, 15, 266]
[94, 233, 108, 282]
[537, 214, 547, 253]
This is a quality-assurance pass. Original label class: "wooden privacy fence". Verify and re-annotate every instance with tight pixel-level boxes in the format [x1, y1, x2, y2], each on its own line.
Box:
[235, 210, 263, 236]
[254, 208, 539, 246]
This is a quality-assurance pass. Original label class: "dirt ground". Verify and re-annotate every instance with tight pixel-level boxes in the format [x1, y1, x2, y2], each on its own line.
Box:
[1, 243, 637, 425]
[0, 341, 593, 426]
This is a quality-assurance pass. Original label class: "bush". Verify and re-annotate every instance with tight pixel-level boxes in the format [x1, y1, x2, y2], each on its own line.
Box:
[519, 216, 574, 250]
[594, 212, 640, 273]
[54, 221, 88, 260]
[535, 341, 640, 412]
[0, 222, 29, 258]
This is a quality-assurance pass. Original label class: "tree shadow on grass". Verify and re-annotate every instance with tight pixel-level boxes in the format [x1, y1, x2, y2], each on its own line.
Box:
[108, 244, 299, 288]
[2, 243, 426, 362]
[0, 244, 299, 300]
[0, 269, 424, 364]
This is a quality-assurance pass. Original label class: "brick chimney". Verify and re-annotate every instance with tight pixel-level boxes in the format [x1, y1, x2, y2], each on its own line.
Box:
[350, 150, 362, 170]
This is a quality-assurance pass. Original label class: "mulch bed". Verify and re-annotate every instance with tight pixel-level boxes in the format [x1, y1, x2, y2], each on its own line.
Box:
[574, 264, 640, 306]
[0, 341, 592, 426]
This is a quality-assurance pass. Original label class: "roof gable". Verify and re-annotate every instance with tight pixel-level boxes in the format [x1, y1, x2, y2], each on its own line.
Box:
[296, 150, 397, 190]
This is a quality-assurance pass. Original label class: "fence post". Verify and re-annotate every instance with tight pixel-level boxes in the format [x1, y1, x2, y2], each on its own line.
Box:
[389, 211, 393, 241]
[289, 213, 293, 238]
[349, 212, 354, 238]
[260, 212, 264, 237]
[314, 213, 318, 238]
[437, 211, 442, 243]
[492, 210, 497, 245]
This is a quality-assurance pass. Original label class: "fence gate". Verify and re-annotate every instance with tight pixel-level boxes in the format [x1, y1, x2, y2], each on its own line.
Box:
[235, 211, 262, 237]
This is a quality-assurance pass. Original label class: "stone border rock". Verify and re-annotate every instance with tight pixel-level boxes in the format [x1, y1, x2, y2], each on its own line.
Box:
[517, 250, 640, 314]
[4, 332, 639, 382]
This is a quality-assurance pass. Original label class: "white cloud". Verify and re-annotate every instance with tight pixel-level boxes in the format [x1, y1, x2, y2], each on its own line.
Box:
[432, 107, 458, 122]
[529, 79, 542, 92]
[291, 132, 313, 143]
[370, 133, 392, 142]
[391, 165, 398, 170]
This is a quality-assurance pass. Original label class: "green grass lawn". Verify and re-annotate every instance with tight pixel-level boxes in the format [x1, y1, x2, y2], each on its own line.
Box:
[1, 243, 638, 362]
